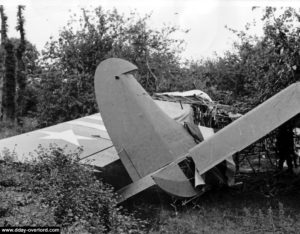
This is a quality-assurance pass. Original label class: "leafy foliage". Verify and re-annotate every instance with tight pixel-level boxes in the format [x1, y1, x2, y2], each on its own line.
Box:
[186, 7, 300, 112]
[15, 5, 27, 120]
[0, 5, 8, 119]
[1, 38, 39, 122]
[2, 5, 300, 233]
[2, 39, 16, 121]
[0, 5, 8, 43]
[2, 6, 300, 124]
[36, 7, 187, 126]
[0, 146, 147, 233]
[0, 6, 36, 123]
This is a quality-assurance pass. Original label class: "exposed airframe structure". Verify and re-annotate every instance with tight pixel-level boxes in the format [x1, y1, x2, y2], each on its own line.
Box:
[94, 58, 300, 201]
[189, 82, 300, 176]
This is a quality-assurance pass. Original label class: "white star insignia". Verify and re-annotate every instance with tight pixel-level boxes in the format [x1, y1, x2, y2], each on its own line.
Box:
[39, 129, 95, 146]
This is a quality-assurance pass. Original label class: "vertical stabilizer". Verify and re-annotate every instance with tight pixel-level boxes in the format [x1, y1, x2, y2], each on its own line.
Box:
[94, 58, 196, 181]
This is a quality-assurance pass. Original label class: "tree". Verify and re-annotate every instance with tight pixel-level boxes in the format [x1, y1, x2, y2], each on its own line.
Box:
[0, 5, 8, 119]
[253, 7, 300, 101]
[2, 39, 16, 121]
[10, 37, 40, 117]
[220, 7, 300, 109]
[37, 7, 187, 126]
[15, 5, 26, 120]
[187, 7, 300, 112]
[0, 6, 17, 122]
[0, 6, 32, 122]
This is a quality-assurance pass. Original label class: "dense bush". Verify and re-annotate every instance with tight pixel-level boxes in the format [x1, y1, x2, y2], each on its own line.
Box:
[187, 7, 300, 111]
[34, 7, 187, 126]
[0, 146, 147, 233]
[2, 7, 300, 125]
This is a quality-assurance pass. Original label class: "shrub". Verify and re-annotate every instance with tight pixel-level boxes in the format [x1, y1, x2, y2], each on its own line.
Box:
[0, 145, 147, 233]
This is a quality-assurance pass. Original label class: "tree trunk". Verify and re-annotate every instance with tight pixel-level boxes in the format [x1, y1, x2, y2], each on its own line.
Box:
[0, 49, 4, 120]
[16, 5, 26, 122]
[0, 5, 8, 120]
[2, 40, 16, 122]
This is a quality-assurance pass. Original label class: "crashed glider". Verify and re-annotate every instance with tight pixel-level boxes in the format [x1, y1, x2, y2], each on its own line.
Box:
[94, 58, 300, 201]
[1, 58, 299, 202]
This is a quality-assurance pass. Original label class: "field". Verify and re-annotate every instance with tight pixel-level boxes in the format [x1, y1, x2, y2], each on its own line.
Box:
[1, 124, 300, 233]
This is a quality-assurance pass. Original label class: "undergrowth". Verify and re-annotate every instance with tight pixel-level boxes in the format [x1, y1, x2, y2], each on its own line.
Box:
[0, 117, 38, 139]
[151, 203, 300, 233]
[1, 123, 300, 233]
[0, 145, 147, 233]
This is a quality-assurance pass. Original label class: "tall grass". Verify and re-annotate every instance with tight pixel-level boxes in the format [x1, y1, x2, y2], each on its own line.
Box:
[151, 203, 299, 233]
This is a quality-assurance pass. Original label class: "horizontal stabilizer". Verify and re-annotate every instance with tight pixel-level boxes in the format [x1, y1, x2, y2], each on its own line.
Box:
[189, 82, 300, 175]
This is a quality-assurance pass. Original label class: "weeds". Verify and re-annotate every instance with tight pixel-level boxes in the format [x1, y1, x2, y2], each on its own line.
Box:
[152, 202, 300, 233]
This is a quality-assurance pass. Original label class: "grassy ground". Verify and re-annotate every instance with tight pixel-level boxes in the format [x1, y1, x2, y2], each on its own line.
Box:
[1, 123, 300, 233]
[123, 174, 300, 233]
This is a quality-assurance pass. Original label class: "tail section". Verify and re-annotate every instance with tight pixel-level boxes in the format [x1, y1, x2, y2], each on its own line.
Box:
[94, 58, 197, 181]
[94, 58, 299, 202]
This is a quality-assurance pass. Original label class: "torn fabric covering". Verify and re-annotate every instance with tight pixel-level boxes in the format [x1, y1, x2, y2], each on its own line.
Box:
[155, 98, 236, 187]
[153, 90, 241, 129]
[156, 89, 213, 102]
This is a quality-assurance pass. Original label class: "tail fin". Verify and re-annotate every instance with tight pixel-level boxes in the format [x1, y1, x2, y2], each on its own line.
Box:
[94, 58, 196, 181]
